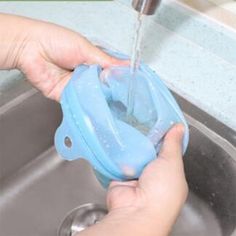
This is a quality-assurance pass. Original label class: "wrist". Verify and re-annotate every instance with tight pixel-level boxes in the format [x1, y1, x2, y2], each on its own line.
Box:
[0, 14, 35, 70]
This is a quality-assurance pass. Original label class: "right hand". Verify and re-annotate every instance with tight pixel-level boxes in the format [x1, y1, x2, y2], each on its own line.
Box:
[80, 124, 188, 236]
[106, 124, 188, 235]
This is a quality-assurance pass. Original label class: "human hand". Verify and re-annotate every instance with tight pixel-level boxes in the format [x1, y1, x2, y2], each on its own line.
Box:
[80, 124, 188, 236]
[1, 14, 127, 101]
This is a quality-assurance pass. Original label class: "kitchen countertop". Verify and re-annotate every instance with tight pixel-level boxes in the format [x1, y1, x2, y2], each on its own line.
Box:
[0, 0, 235, 131]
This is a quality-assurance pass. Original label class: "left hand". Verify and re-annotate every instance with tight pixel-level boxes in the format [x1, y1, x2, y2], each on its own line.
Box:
[1, 14, 128, 101]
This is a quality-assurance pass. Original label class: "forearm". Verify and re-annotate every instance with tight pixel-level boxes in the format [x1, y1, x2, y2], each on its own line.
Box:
[79, 208, 173, 236]
[0, 13, 35, 69]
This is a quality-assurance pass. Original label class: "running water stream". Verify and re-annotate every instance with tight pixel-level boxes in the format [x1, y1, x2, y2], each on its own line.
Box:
[107, 9, 151, 136]
[126, 11, 145, 120]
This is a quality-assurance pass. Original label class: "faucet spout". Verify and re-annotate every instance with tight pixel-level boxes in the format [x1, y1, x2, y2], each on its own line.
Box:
[132, 0, 161, 15]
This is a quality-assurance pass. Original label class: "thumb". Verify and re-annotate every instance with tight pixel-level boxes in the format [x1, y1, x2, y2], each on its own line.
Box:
[158, 124, 185, 165]
[81, 39, 129, 68]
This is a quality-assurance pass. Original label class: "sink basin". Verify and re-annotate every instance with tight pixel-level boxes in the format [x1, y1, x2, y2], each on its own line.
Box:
[0, 80, 236, 236]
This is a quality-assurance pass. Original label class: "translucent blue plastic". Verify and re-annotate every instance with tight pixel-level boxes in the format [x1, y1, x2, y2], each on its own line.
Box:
[54, 51, 189, 187]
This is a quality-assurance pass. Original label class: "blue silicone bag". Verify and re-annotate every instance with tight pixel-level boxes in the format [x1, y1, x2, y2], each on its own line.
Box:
[54, 51, 189, 187]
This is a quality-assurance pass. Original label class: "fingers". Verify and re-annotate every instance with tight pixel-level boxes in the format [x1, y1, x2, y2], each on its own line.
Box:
[44, 71, 71, 102]
[86, 46, 129, 68]
[158, 124, 184, 164]
[107, 180, 138, 210]
[139, 124, 188, 209]
[45, 38, 128, 101]
[138, 124, 185, 189]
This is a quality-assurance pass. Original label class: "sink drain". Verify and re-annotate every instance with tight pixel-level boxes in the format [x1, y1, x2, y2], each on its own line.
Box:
[58, 203, 108, 236]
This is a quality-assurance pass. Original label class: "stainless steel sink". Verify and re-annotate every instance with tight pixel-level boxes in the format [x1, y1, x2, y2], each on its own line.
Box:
[0, 80, 236, 236]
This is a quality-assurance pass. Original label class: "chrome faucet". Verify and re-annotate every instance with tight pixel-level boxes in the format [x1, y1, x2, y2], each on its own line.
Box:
[132, 0, 161, 15]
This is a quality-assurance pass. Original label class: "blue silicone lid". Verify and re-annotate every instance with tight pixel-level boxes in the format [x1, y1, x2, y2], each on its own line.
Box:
[54, 50, 189, 187]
